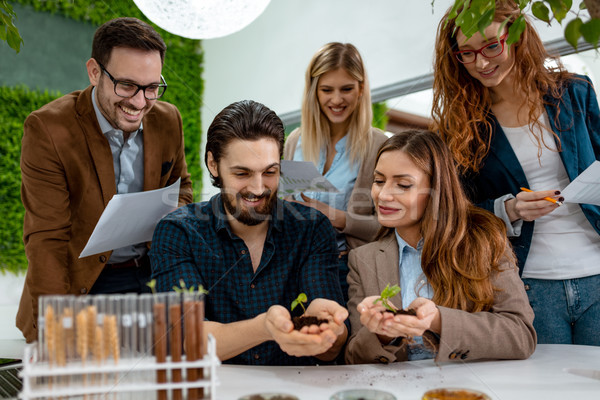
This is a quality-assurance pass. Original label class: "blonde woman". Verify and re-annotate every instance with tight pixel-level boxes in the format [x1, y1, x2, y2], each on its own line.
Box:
[284, 42, 388, 301]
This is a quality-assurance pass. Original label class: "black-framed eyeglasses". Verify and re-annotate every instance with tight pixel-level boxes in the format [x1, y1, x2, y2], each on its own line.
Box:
[453, 33, 508, 64]
[98, 62, 167, 100]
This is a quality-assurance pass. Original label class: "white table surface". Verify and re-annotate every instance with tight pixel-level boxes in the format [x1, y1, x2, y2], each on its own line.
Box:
[2, 341, 599, 399]
[216, 344, 600, 400]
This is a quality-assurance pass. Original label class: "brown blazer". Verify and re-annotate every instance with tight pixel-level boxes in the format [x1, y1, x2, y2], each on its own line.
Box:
[345, 232, 536, 364]
[283, 127, 388, 249]
[17, 86, 193, 342]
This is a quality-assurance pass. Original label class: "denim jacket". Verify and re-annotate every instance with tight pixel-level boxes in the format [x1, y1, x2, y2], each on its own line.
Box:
[462, 74, 600, 275]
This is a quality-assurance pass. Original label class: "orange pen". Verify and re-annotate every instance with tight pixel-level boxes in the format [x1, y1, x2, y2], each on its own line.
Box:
[520, 187, 563, 206]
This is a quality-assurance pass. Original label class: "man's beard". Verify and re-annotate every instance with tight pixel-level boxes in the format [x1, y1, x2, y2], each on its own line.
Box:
[222, 189, 277, 226]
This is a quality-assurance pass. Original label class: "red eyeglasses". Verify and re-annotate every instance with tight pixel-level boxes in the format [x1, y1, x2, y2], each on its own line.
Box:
[453, 33, 508, 64]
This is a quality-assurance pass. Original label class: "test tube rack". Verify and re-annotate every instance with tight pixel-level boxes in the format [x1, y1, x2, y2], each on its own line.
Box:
[19, 336, 219, 399]
[19, 292, 219, 400]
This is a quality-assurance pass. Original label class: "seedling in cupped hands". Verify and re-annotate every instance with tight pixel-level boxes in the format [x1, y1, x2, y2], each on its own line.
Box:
[291, 292, 307, 314]
[290, 292, 328, 330]
[373, 284, 401, 313]
[374, 284, 417, 316]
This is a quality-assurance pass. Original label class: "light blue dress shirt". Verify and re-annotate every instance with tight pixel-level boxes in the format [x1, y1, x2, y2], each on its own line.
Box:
[394, 230, 435, 360]
[293, 135, 359, 250]
[92, 88, 147, 263]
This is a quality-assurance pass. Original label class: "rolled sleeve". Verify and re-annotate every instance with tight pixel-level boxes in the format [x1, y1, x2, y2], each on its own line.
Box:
[494, 194, 522, 237]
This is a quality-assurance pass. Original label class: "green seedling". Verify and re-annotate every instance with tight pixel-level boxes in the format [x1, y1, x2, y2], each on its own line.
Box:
[291, 292, 308, 314]
[146, 279, 157, 294]
[172, 279, 208, 295]
[373, 284, 401, 312]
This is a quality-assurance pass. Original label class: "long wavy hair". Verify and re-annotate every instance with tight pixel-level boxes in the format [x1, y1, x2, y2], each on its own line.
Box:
[376, 130, 513, 312]
[301, 42, 373, 165]
[431, 0, 573, 173]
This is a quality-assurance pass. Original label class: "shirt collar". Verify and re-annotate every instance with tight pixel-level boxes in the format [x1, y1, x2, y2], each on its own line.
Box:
[334, 134, 349, 154]
[91, 87, 143, 139]
[394, 230, 423, 263]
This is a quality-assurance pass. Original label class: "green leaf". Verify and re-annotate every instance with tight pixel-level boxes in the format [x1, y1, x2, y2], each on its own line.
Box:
[291, 292, 307, 313]
[146, 279, 157, 294]
[197, 285, 209, 295]
[477, 8, 496, 37]
[518, 0, 529, 10]
[507, 15, 527, 45]
[497, 17, 511, 39]
[380, 284, 401, 300]
[447, 0, 467, 21]
[565, 18, 583, 49]
[546, 0, 569, 23]
[580, 19, 600, 47]
[531, 1, 551, 23]
[580, 2, 587, 10]
[457, 9, 479, 38]
[6, 27, 22, 53]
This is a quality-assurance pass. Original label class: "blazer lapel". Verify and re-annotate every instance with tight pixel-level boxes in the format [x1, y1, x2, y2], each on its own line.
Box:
[545, 90, 579, 181]
[76, 86, 116, 206]
[142, 112, 161, 191]
[375, 233, 403, 308]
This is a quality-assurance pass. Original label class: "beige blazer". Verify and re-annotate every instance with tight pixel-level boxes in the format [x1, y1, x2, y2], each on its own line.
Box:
[345, 232, 536, 364]
[283, 127, 388, 249]
[17, 86, 193, 342]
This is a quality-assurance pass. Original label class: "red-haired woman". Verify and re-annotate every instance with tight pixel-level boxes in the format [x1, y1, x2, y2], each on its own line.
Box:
[431, 0, 600, 345]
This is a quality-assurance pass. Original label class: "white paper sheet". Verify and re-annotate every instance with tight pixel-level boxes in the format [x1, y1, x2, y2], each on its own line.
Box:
[279, 160, 339, 196]
[561, 160, 600, 206]
[79, 178, 181, 258]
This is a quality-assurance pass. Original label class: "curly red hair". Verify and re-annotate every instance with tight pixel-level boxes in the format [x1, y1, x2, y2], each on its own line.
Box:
[431, 0, 572, 172]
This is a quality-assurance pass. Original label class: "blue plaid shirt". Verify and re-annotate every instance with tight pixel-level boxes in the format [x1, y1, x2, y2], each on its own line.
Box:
[149, 194, 344, 365]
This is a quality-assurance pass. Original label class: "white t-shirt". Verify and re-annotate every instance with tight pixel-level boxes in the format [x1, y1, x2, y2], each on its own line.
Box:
[501, 116, 600, 279]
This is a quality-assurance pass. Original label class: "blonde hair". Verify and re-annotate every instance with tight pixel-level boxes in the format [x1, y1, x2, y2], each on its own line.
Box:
[301, 42, 373, 165]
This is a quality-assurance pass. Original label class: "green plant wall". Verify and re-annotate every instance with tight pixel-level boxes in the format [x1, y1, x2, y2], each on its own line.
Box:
[0, 87, 60, 274]
[0, 0, 203, 274]
[372, 102, 389, 131]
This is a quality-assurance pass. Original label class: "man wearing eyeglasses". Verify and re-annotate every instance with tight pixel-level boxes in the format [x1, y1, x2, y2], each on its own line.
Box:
[16, 17, 192, 343]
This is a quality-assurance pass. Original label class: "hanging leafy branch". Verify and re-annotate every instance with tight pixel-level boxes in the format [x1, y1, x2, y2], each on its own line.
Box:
[0, 0, 23, 52]
[445, 0, 600, 49]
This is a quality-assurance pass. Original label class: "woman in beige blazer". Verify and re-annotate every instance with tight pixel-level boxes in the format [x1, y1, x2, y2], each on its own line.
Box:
[345, 130, 536, 364]
[284, 42, 387, 301]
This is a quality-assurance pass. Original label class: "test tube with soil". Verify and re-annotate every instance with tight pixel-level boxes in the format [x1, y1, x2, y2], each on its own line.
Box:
[153, 292, 168, 400]
[183, 291, 205, 400]
[168, 291, 183, 400]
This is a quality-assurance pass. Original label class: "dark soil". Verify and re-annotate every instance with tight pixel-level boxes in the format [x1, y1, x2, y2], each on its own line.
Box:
[292, 315, 328, 330]
[392, 308, 417, 316]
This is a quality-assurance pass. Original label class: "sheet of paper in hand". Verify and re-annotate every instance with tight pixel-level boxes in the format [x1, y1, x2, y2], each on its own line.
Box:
[79, 178, 180, 257]
[561, 161, 600, 206]
[279, 160, 339, 196]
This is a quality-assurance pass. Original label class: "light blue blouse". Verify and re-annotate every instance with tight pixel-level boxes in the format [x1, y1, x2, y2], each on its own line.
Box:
[394, 230, 435, 361]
